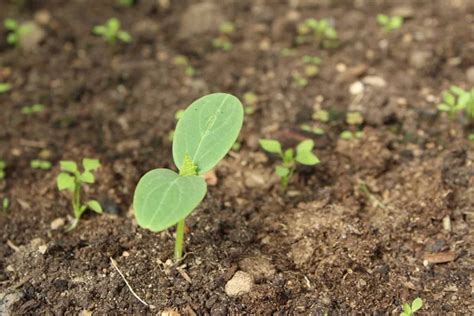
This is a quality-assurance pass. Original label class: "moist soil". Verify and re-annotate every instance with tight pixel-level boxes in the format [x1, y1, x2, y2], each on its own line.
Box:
[1, 0, 473, 314]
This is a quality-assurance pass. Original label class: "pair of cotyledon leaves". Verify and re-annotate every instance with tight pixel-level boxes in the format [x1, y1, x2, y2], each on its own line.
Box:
[133, 93, 244, 232]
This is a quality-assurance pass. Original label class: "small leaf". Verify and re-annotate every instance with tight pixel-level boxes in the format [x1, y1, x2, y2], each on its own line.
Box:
[411, 298, 422, 312]
[80, 171, 95, 183]
[4, 18, 17, 30]
[60, 160, 78, 173]
[437, 103, 451, 112]
[86, 200, 103, 214]
[57, 173, 75, 191]
[443, 91, 455, 105]
[449, 85, 465, 96]
[283, 148, 294, 164]
[93, 25, 107, 35]
[403, 303, 412, 314]
[296, 139, 314, 154]
[275, 166, 290, 177]
[295, 151, 320, 166]
[83, 158, 101, 172]
[340, 130, 353, 140]
[0, 83, 12, 93]
[259, 139, 282, 154]
[118, 31, 132, 43]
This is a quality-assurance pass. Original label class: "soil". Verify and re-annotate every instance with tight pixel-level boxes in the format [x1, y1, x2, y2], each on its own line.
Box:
[1, 0, 473, 314]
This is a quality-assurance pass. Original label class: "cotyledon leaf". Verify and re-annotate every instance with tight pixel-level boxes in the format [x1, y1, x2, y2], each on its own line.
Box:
[172, 93, 244, 175]
[133, 168, 207, 232]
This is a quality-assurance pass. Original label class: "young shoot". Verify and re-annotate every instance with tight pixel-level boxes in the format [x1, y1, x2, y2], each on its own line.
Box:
[340, 130, 364, 140]
[173, 55, 196, 77]
[31, 159, 52, 170]
[118, 0, 135, 7]
[297, 18, 338, 48]
[0, 160, 6, 180]
[133, 93, 243, 261]
[400, 297, 423, 316]
[57, 159, 103, 230]
[4, 18, 31, 46]
[438, 86, 474, 120]
[212, 21, 235, 51]
[259, 139, 320, 190]
[1, 197, 9, 213]
[346, 112, 364, 125]
[93, 18, 132, 45]
[300, 124, 325, 135]
[21, 104, 45, 115]
[0, 83, 12, 94]
[243, 91, 258, 115]
[377, 14, 404, 32]
[313, 109, 330, 122]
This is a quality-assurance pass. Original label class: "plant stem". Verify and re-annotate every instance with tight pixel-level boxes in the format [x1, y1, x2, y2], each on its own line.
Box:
[174, 218, 185, 261]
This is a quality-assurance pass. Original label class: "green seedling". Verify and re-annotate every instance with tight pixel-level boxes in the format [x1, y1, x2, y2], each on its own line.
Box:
[346, 112, 364, 125]
[212, 21, 235, 51]
[438, 86, 474, 119]
[292, 72, 308, 87]
[173, 55, 196, 77]
[377, 14, 404, 32]
[57, 159, 103, 230]
[133, 93, 243, 261]
[281, 48, 297, 57]
[4, 18, 31, 46]
[296, 18, 338, 48]
[259, 139, 320, 190]
[31, 159, 52, 170]
[313, 109, 330, 122]
[300, 124, 325, 135]
[243, 92, 258, 115]
[118, 0, 135, 7]
[21, 103, 45, 115]
[340, 130, 364, 140]
[0, 160, 6, 180]
[1, 197, 9, 213]
[400, 297, 423, 316]
[469, 133, 474, 141]
[0, 83, 11, 94]
[302, 55, 322, 77]
[93, 18, 132, 45]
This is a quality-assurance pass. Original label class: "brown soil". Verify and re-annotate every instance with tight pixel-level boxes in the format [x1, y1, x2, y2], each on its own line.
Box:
[1, 0, 473, 314]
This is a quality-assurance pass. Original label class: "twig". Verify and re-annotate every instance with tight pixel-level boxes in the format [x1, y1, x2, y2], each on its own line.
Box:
[7, 240, 20, 252]
[109, 257, 156, 309]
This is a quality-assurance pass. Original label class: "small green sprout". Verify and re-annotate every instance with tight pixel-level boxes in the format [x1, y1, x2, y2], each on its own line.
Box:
[302, 55, 322, 77]
[346, 112, 364, 125]
[212, 21, 235, 51]
[313, 109, 330, 122]
[377, 14, 404, 32]
[292, 72, 308, 87]
[259, 139, 320, 190]
[133, 93, 243, 261]
[4, 18, 31, 46]
[21, 103, 45, 115]
[57, 159, 103, 230]
[173, 55, 196, 77]
[118, 0, 135, 7]
[400, 297, 423, 316]
[469, 133, 474, 141]
[280, 48, 297, 57]
[93, 18, 132, 45]
[300, 124, 325, 135]
[2, 197, 9, 213]
[340, 130, 364, 140]
[243, 92, 258, 115]
[438, 86, 474, 119]
[0, 160, 6, 180]
[31, 159, 52, 170]
[296, 18, 338, 48]
[0, 83, 12, 94]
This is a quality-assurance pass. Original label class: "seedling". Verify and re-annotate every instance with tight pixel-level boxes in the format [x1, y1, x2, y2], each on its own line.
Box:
[346, 112, 364, 125]
[21, 104, 45, 115]
[118, 0, 135, 7]
[57, 159, 103, 230]
[292, 55, 322, 87]
[1, 197, 9, 213]
[340, 130, 364, 140]
[296, 18, 338, 48]
[0, 160, 6, 180]
[173, 55, 196, 77]
[93, 18, 132, 45]
[243, 92, 258, 115]
[280, 48, 296, 57]
[31, 159, 52, 170]
[377, 14, 404, 32]
[438, 86, 474, 120]
[0, 83, 11, 94]
[300, 124, 325, 135]
[313, 109, 330, 122]
[133, 93, 243, 261]
[4, 18, 31, 46]
[400, 297, 423, 316]
[212, 21, 235, 51]
[469, 133, 474, 141]
[259, 139, 320, 190]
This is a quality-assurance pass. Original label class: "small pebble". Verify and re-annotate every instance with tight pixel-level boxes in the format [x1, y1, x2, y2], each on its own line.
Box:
[225, 271, 254, 297]
[50, 218, 65, 230]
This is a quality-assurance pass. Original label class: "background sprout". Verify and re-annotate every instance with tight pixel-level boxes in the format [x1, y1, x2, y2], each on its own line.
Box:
[243, 91, 258, 115]
[401, 297, 423, 316]
[2, 197, 9, 213]
[93, 18, 132, 44]
[57, 159, 103, 230]
[346, 112, 364, 125]
[259, 139, 320, 190]
[173, 55, 196, 77]
[377, 14, 404, 32]
[313, 109, 330, 122]
[21, 104, 45, 115]
[0, 83, 12, 94]
[4, 18, 31, 46]
[0, 160, 6, 180]
[31, 159, 52, 170]
[133, 93, 244, 261]
[212, 21, 235, 51]
[297, 18, 339, 48]
[437, 86, 474, 120]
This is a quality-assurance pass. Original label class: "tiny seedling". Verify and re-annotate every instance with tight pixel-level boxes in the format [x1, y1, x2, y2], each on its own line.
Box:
[133, 93, 243, 261]
[0, 83, 11, 94]
[469, 133, 474, 141]
[300, 124, 325, 135]
[313, 109, 330, 122]
[31, 159, 52, 170]
[21, 104, 45, 115]
[297, 18, 338, 48]
[400, 297, 423, 316]
[57, 159, 103, 230]
[1, 197, 9, 213]
[377, 14, 404, 32]
[438, 86, 474, 120]
[0, 160, 6, 180]
[346, 112, 364, 125]
[173, 55, 196, 77]
[243, 92, 258, 115]
[93, 18, 132, 45]
[292, 72, 308, 87]
[212, 21, 235, 51]
[4, 18, 31, 46]
[259, 139, 320, 190]
[118, 0, 135, 7]
[281, 48, 297, 57]
[302, 55, 322, 77]
[340, 130, 364, 140]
